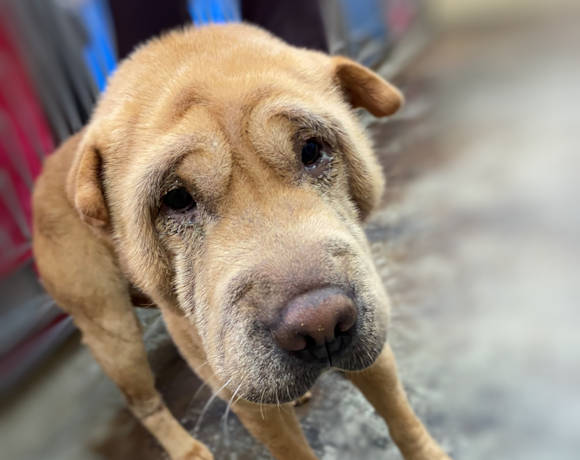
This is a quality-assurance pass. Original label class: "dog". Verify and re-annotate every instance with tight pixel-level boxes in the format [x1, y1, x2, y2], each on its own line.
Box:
[32, 24, 450, 460]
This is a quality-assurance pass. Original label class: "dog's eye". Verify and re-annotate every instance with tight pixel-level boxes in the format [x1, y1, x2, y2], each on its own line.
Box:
[162, 187, 196, 212]
[301, 139, 323, 166]
[301, 139, 330, 175]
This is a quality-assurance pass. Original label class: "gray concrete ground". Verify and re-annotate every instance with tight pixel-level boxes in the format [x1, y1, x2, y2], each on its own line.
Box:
[2, 8, 580, 460]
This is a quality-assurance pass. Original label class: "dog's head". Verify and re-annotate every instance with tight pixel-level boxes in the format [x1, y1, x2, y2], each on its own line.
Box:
[67, 24, 402, 403]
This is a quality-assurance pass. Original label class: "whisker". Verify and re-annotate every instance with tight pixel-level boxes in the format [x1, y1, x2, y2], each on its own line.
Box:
[366, 349, 375, 366]
[222, 378, 244, 448]
[194, 377, 233, 435]
[193, 360, 209, 375]
[259, 387, 267, 420]
[232, 389, 246, 407]
[187, 380, 209, 410]
[275, 389, 286, 421]
[185, 361, 210, 409]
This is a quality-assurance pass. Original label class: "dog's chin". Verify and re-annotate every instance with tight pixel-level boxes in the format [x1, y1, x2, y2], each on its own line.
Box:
[241, 368, 320, 404]
[236, 335, 386, 405]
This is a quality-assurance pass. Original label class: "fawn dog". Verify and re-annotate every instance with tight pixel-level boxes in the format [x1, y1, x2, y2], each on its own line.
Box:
[32, 24, 450, 460]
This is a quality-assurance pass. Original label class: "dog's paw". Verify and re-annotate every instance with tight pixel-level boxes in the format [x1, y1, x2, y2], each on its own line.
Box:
[292, 390, 312, 407]
[407, 443, 452, 460]
[177, 442, 214, 460]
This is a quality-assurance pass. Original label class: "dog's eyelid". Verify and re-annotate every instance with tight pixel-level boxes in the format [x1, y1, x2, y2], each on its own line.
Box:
[159, 172, 199, 197]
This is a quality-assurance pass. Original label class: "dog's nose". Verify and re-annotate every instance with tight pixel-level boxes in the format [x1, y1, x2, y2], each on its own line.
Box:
[272, 287, 357, 363]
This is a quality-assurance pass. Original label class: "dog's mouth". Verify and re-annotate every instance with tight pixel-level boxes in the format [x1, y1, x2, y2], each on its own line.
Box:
[234, 321, 386, 405]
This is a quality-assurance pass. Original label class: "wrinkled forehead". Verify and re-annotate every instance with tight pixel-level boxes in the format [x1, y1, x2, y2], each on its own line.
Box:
[120, 105, 231, 205]
[120, 80, 353, 211]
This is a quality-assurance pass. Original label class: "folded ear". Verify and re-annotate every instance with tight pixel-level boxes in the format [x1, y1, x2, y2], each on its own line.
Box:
[332, 56, 404, 117]
[66, 130, 109, 228]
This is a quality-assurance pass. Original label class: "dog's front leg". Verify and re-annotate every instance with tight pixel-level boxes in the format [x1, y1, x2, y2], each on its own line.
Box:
[161, 305, 317, 460]
[232, 401, 318, 460]
[65, 297, 212, 460]
[347, 344, 451, 460]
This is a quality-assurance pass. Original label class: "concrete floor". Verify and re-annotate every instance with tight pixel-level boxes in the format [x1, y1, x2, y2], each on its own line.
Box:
[2, 9, 580, 460]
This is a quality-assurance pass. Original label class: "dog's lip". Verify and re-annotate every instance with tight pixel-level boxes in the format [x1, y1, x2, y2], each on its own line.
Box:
[234, 328, 383, 404]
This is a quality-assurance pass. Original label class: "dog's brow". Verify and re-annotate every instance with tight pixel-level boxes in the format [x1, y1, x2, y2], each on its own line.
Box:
[172, 90, 206, 121]
[276, 108, 347, 143]
[134, 144, 197, 207]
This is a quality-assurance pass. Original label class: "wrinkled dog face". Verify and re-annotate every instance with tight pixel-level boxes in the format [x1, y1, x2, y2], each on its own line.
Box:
[72, 25, 402, 403]
[165, 114, 391, 403]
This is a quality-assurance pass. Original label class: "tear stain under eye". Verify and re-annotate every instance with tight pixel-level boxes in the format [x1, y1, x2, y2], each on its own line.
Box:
[156, 205, 208, 237]
[306, 153, 334, 180]
[156, 220, 196, 237]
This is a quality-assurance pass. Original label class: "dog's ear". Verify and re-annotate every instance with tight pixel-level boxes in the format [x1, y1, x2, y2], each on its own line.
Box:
[66, 129, 109, 229]
[332, 56, 404, 117]
[329, 57, 403, 221]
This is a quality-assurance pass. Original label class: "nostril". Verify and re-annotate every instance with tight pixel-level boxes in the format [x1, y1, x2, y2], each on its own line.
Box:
[336, 309, 357, 335]
[303, 335, 317, 351]
[334, 322, 351, 337]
